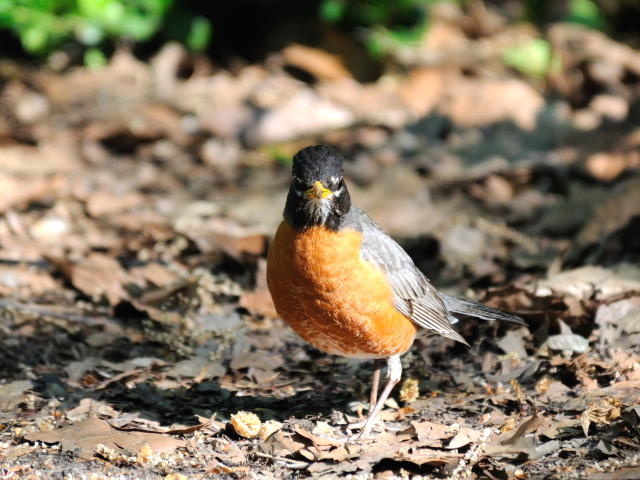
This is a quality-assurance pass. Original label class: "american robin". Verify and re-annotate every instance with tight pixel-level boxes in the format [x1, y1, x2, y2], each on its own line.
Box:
[267, 145, 523, 439]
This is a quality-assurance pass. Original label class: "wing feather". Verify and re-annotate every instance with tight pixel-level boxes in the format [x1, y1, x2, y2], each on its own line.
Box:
[347, 206, 523, 345]
[352, 207, 464, 341]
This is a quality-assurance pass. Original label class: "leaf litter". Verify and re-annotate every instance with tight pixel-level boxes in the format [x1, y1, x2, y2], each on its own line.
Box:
[0, 8, 640, 480]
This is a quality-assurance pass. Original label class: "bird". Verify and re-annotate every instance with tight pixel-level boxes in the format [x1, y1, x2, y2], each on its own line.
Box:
[266, 145, 524, 439]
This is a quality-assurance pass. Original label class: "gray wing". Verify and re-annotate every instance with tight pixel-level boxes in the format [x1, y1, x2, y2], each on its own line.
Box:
[441, 294, 525, 326]
[349, 206, 468, 345]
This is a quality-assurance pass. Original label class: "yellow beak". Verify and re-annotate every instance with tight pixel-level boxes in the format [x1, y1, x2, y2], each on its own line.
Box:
[306, 181, 332, 199]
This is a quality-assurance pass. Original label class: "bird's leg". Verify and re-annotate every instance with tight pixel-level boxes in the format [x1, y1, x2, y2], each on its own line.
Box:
[369, 359, 382, 412]
[353, 356, 402, 440]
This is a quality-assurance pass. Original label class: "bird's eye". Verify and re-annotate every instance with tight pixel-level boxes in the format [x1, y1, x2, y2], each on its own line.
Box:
[293, 177, 309, 195]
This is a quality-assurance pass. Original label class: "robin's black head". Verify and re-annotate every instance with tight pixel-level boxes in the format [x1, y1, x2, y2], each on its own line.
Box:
[283, 145, 352, 231]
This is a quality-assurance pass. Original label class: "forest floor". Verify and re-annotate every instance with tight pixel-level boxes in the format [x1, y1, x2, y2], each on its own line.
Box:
[1, 7, 640, 480]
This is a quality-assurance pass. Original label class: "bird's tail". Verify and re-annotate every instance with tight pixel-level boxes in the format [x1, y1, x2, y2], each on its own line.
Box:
[441, 294, 525, 326]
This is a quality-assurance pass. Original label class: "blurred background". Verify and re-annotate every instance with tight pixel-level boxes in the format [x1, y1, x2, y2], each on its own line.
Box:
[1, 0, 639, 288]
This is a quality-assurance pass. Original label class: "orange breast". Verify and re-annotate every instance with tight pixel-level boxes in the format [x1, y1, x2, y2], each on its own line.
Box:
[266, 221, 418, 358]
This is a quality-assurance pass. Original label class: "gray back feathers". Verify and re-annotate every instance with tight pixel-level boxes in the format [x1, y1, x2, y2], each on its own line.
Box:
[346, 206, 522, 344]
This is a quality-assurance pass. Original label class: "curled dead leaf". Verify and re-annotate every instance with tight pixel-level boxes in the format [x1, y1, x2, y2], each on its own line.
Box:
[231, 411, 261, 439]
[311, 421, 341, 439]
[258, 420, 283, 441]
[582, 396, 621, 437]
[399, 377, 419, 403]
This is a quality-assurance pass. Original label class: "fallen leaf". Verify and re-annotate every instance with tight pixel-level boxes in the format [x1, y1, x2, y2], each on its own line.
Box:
[283, 44, 353, 82]
[231, 411, 261, 439]
[258, 420, 283, 441]
[409, 421, 455, 443]
[294, 425, 345, 447]
[230, 350, 284, 370]
[535, 265, 640, 301]
[540, 418, 583, 439]
[582, 397, 621, 437]
[0, 380, 32, 419]
[142, 262, 179, 288]
[261, 431, 306, 457]
[70, 254, 129, 305]
[66, 398, 119, 419]
[493, 409, 542, 446]
[399, 378, 419, 403]
[543, 334, 590, 353]
[484, 436, 537, 460]
[85, 191, 143, 217]
[25, 417, 185, 460]
[164, 474, 188, 480]
[110, 414, 217, 435]
[165, 357, 225, 380]
[447, 427, 481, 449]
[239, 258, 278, 318]
[585, 467, 640, 480]
[564, 380, 640, 410]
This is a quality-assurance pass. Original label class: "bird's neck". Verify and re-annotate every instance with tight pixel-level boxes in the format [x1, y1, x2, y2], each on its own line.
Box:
[283, 185, 352, 232]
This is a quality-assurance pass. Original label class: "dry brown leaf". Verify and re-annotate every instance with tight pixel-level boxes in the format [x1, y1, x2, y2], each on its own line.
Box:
[166, 357, 226, 380]
[230, 350, 284, 370]
[395, 450, 458, 467]
[294, 425, 345, 447]
[261, 431, 306, 457]
[319, 445, 350, 461]
[110, 414, 217, 435]
[25, 417, 185, 460]
[0, 265, 58, 297]
[70, 253, 129, 305]
[214, 441, 247, 465]
[447, 427, 481, 449]
[586, 152, 631, 182]
[258, 420, 283, 441]
[250, 88, 356, 144]
[493, 409, 541, 446]
[410, 421, 455, 443]
[535, 265, 640, 301]
[581, 397, 621, 437]
[164, 474, 188, 480]
[540, 418, 582, 439]
[398, 67, 446, 117]
[399, 378, 419, 403]
[177, 217, 266, 259]
[0, 174, 66, 213]
[0, 380, 32, 419]
[484, 436, 537, 460]
[283, 44, 353, 82]
[564, 380, 640, 410]
[230, 411, 261, 439]
[85, 191, 143, 217]
[575, 178, 640, 254]
[66, 398, 119, 418]
[584, 467, 640, 480]
[439, 76, 544, 131]
[142, 262, 179, 287]
[239, 258, 278, 319]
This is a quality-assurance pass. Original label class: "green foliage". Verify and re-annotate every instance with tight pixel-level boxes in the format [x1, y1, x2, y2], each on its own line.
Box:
[525, 0, 608, 31]
[567, 0, 608, 31]
[0, 0, 212, 58]
[185, 15, 211, 53]
[502, 38, 562, 80]
[83, 46, 108, 68]
[319, 0, 443, 57]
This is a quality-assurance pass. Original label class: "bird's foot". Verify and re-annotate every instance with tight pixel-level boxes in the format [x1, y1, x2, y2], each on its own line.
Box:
[341, 418, 384, 441]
